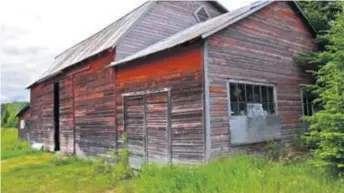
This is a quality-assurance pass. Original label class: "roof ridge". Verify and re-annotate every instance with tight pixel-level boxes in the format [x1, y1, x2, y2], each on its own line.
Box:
[54, 1, 153, 59]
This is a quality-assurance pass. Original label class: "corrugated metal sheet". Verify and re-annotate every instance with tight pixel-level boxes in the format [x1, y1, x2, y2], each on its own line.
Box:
[30, 1, 154, 86]
[108, 1, 272, 67]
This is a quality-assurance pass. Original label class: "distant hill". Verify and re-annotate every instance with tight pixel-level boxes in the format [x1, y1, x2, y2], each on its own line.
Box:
[1, 102, 29, 128]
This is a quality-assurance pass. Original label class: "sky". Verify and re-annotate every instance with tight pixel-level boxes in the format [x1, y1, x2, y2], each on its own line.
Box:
[0, 0, 255, 103]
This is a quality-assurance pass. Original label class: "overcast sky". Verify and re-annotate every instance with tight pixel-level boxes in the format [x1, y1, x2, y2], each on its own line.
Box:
[0, 0, 255, 103]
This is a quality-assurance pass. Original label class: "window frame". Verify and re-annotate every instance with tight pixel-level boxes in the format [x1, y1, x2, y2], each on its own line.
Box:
[300, 88, 314, 116]
[226, 79, 278, 117]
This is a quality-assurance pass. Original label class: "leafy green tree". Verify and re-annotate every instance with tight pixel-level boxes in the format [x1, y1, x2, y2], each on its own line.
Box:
[302, 3, 344, 174]
[1, 102, 28, 128]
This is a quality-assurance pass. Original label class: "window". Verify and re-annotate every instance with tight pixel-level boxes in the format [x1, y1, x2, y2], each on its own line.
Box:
[194, 6, 210, 22]
[20, 120, 25, 129]
[301, 89, 315, 116]
[229, 82, 276, 116]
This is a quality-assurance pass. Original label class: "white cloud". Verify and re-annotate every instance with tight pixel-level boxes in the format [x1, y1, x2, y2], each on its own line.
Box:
[0, 0, 255, 103]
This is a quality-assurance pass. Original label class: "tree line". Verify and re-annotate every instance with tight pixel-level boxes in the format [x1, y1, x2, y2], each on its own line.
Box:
[1, 102, 28, 128]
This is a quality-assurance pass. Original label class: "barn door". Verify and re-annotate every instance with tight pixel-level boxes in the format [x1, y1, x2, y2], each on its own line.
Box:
[146, 93, 169, 163]
[124, 96, 145, 166]
[123, 90, 171, 166]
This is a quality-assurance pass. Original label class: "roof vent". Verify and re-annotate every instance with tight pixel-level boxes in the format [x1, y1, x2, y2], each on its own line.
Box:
[194, 6, 210, 22]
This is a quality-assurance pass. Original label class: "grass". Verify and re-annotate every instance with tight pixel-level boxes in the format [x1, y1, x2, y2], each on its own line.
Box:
[1, 128, 344, 193]
[1, 128, 41, 160]
[1, 128, 119, 193]
[122, 156, 344, 193]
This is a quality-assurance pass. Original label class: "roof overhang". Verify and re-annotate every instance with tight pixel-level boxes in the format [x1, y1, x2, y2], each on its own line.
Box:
[107, 0, 317, 68]
[15, 105, 30, 117]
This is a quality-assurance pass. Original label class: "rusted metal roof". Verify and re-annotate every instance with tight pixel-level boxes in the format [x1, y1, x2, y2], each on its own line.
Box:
[29, 1, 154, 87]
[28, 1, 229, 88]
[108, 1, 315, 67]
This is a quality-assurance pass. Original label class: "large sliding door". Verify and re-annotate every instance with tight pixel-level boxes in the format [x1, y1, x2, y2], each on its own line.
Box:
[123, 90, 171, 166]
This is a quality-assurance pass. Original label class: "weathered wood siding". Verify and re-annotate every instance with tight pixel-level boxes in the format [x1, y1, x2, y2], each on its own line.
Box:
[30, 50, 116, 155]
[72, 50, 116, 156]
[42, 84, 55, 151]
[116, 1, 224, 60]
[17, 109, 30, 141]
[59, 75, 74, 154]
[206, 1, 317, 156]
[30, 85, 45, 145]
[116, 43, 204, 164]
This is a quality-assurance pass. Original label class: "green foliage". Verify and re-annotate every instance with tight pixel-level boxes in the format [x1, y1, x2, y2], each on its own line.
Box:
[2, 129, 344, 193]
[1, 128, 40, 159]
[1, 128, 133, 193]
[1, 102, 28, 128]
[298, 1, 342, 33]
[301, 3, 344, 174]
[121, 156, 344, 193]
[92, 149, 134, 185]
[295, 1, 343, 69]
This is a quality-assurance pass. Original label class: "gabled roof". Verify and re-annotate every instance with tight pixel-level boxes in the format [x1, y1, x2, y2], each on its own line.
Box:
[15, 104, 30, 117]
[28, 1, 228, 88]
[28, 1, 154, 87]
[108, 1, 316, 68]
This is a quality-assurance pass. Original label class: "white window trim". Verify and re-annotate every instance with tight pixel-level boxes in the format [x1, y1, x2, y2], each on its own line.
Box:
[226, 79, 279, 118]
[20, 119, 25, 129]
[194, 6, 211, 22]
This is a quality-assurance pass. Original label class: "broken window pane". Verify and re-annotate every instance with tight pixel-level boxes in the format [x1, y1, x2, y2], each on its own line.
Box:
[239, 103, 247, 115]
[238, 84, 246, 102]
[253, 85, 261, 102]
[230, 83, 238, 102]
[261, 86, 268, 102]
[229, 82, 277, 116]
[246, 84, 254, 102]
[231, 102, 239, 115]
[268, 87, 274, 103]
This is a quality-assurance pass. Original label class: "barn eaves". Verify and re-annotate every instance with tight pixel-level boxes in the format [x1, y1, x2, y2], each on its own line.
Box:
[27, 1, 228, 88]
[107, 1, 316, 68]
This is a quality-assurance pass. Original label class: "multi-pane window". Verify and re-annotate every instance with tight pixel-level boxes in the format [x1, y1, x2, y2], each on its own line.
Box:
[229, 82, 276, 116]
[301, 89, 315, 116]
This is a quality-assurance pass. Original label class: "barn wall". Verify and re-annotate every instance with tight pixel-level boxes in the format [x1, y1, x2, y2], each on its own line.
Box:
[72, 50, 116, 156]
[30, 85, 45, 145]
[205, 1, 317, 157]
[59, 75, 74, 154]
[116, 1, 224, 60]
[29, 50, 116, 155]
[116, 43, 204, 164]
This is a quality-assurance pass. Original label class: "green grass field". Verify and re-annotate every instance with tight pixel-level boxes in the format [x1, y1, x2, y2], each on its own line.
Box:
[1, 128, 344, 193]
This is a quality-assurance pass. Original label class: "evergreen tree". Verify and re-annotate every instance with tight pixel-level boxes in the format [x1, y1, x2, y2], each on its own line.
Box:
[302, 3, 344, 174]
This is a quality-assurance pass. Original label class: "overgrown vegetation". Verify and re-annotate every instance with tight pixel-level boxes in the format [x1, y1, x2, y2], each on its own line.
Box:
[1, 102, 28, 128]
[121, 156, 344, 193]
[1, 128, 133, 193]
[1, 128, 40, 160]
[296, 2, 344, 174]
[2, 129, 344, 193]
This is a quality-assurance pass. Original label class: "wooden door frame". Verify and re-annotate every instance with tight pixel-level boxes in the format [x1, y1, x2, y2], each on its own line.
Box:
[122, 88, 172, 164]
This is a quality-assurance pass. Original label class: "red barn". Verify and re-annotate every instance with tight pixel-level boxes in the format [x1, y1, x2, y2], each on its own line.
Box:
[27, 1, 316, 165]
